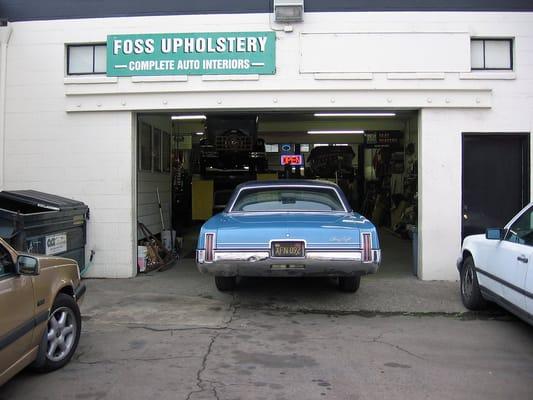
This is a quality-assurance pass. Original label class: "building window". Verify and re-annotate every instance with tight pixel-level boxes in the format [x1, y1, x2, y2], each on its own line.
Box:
[67, 44, 106, 75]
[139, 123, 152, 171]
[265, 144, 279, 153]
[153, 128, 162, 172]
[471, 39, 513, 70]
[162, 131, 171, 173]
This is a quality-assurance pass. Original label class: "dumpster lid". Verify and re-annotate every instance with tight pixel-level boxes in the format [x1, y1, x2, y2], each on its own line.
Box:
[0, 190, 87, 211]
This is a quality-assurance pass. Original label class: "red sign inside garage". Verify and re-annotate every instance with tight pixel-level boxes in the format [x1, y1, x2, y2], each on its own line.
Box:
[280, 155, 303, 166]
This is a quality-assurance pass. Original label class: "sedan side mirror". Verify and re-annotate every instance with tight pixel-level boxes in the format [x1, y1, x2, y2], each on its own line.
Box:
[486, 228, 505, 240]
[17, 255, 40, 275]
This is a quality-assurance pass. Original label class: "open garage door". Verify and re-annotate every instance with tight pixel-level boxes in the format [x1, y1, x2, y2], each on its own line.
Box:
[135, 110, 419, 278]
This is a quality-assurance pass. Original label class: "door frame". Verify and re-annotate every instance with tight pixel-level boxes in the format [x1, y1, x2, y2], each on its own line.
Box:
[461, 132, 530, 239]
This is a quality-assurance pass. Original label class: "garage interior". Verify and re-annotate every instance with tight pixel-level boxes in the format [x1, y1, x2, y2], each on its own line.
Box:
[135, 110, 419, 279]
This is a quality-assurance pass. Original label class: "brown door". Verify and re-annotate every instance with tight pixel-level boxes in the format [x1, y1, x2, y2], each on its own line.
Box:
[0, 241, 35, 381]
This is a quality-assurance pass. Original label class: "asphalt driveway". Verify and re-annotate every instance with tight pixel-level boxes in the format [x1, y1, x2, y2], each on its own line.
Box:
[1, 259, 532, 400]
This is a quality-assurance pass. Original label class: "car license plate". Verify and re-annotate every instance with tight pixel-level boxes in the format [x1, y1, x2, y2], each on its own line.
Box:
[271, 241, 304, 258]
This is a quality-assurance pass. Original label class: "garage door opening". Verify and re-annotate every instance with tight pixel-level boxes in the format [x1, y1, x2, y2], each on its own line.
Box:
[135, 110, 419, 278]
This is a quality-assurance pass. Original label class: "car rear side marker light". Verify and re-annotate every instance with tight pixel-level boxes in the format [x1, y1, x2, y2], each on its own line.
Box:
[362, 233, 372, 262]
[205, 233, 215, 262]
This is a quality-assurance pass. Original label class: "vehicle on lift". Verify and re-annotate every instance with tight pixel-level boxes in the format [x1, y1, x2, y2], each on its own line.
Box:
[200, 115, 267, 177]
[196, 180, 381, 292]
[306, 145, 355, 179]
[199, 115, 268, 210]
[457, 202, 533, 325]
[0, 238, 85, 386]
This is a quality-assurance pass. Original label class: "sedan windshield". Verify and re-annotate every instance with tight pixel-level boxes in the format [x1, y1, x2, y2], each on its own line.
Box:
[231, 187, 345, 212]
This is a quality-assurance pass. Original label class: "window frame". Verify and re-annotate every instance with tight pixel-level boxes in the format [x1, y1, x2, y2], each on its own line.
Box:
[139, 122, 153, 172]
[152, 127, 162, 173]
[228, 185, 348, 213]
[162, 131, 171, 173]
[66, 43, 107, 76]
[471, 38, 514, 71]
[504, 205, 533, 246]
[0, 243, 16, 279]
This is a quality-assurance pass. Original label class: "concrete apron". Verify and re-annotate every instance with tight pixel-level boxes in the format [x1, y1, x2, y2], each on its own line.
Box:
[81, 258, 466, 332]
[83, 291, 234, 330]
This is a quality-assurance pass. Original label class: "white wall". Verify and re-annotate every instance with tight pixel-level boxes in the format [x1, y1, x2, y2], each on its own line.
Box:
[419, 108, 533, 280]
[2, 12, 533, 279]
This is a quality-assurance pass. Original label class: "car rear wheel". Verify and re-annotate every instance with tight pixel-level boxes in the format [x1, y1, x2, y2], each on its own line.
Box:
[215, 276, 237, 291]
[32, 293, 81, 372]
[460, 256, 487, 310]
[338, 276, 361, 293]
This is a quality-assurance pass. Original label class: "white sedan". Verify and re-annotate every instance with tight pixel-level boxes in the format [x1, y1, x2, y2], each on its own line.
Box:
[458, 203, 533, 325]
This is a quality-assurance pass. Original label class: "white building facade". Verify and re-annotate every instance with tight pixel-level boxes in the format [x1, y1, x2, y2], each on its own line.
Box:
[1, 1, 532, 280]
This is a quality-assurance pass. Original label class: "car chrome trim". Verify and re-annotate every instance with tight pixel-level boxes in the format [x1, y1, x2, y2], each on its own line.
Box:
[476, 267, 533, 299]
[0, 310, 49, 352]
[305, 251, 362, 261]
[214, 251, 270, 262]
[227, 184, 349, 213]
[203, 249, 367, 263]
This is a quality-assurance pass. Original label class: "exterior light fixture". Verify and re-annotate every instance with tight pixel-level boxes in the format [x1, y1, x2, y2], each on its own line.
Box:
[171, 115, 207, 120]
[314, 113, 396, 117]
[307, 130, 365, 135]
[274, 0, 304, 23]
[195, 132, 205, 136]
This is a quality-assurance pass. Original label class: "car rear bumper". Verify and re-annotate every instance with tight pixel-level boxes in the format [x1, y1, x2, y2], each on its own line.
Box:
[196, 249, 380, 277]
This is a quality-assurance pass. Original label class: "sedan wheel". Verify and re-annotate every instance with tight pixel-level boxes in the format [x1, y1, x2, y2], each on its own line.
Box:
[460, 256, 487, 310]
[338, 276, 361, 293]
[47, 307, 77, 362]
[32, 293, 81, 372]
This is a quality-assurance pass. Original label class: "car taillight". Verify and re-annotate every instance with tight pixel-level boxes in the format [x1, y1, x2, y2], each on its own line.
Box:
[205, 233, 215, 262]
[361, 232, 372, 263]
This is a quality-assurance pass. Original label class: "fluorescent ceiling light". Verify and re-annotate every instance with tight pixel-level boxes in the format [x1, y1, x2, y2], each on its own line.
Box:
[314, 113, 396, 117]
[171, 115, 207, 120]
[195, 132, 205, 136]
[307, 130, 365, 135]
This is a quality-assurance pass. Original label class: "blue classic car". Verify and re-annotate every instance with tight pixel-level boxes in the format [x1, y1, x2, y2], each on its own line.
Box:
[196, 180, 381, 292]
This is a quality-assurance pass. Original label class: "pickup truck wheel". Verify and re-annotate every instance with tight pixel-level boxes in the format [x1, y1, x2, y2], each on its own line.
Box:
[215, 276, 237, 291]
[338, 276, 361, 293]
[460, 256, 487, 310]
[32, 293, 81, 372]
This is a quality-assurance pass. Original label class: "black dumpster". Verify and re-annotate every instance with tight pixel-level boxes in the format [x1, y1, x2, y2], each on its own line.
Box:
[0, 190, 89, 271]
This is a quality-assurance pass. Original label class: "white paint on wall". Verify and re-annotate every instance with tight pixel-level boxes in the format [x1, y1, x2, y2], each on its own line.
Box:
[300, 32, 470, 73]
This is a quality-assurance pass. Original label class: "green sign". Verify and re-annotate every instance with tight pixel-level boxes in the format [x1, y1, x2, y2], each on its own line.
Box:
[107, 32, 276, 76]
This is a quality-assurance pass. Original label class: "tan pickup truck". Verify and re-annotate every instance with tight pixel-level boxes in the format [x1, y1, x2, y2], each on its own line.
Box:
[0, 237, 85, 386]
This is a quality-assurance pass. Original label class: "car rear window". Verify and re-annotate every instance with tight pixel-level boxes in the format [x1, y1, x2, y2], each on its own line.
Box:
[231, 187, 345, 212]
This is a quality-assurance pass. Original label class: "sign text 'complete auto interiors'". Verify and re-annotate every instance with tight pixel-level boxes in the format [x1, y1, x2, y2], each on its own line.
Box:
[107, 32, 276, 76]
